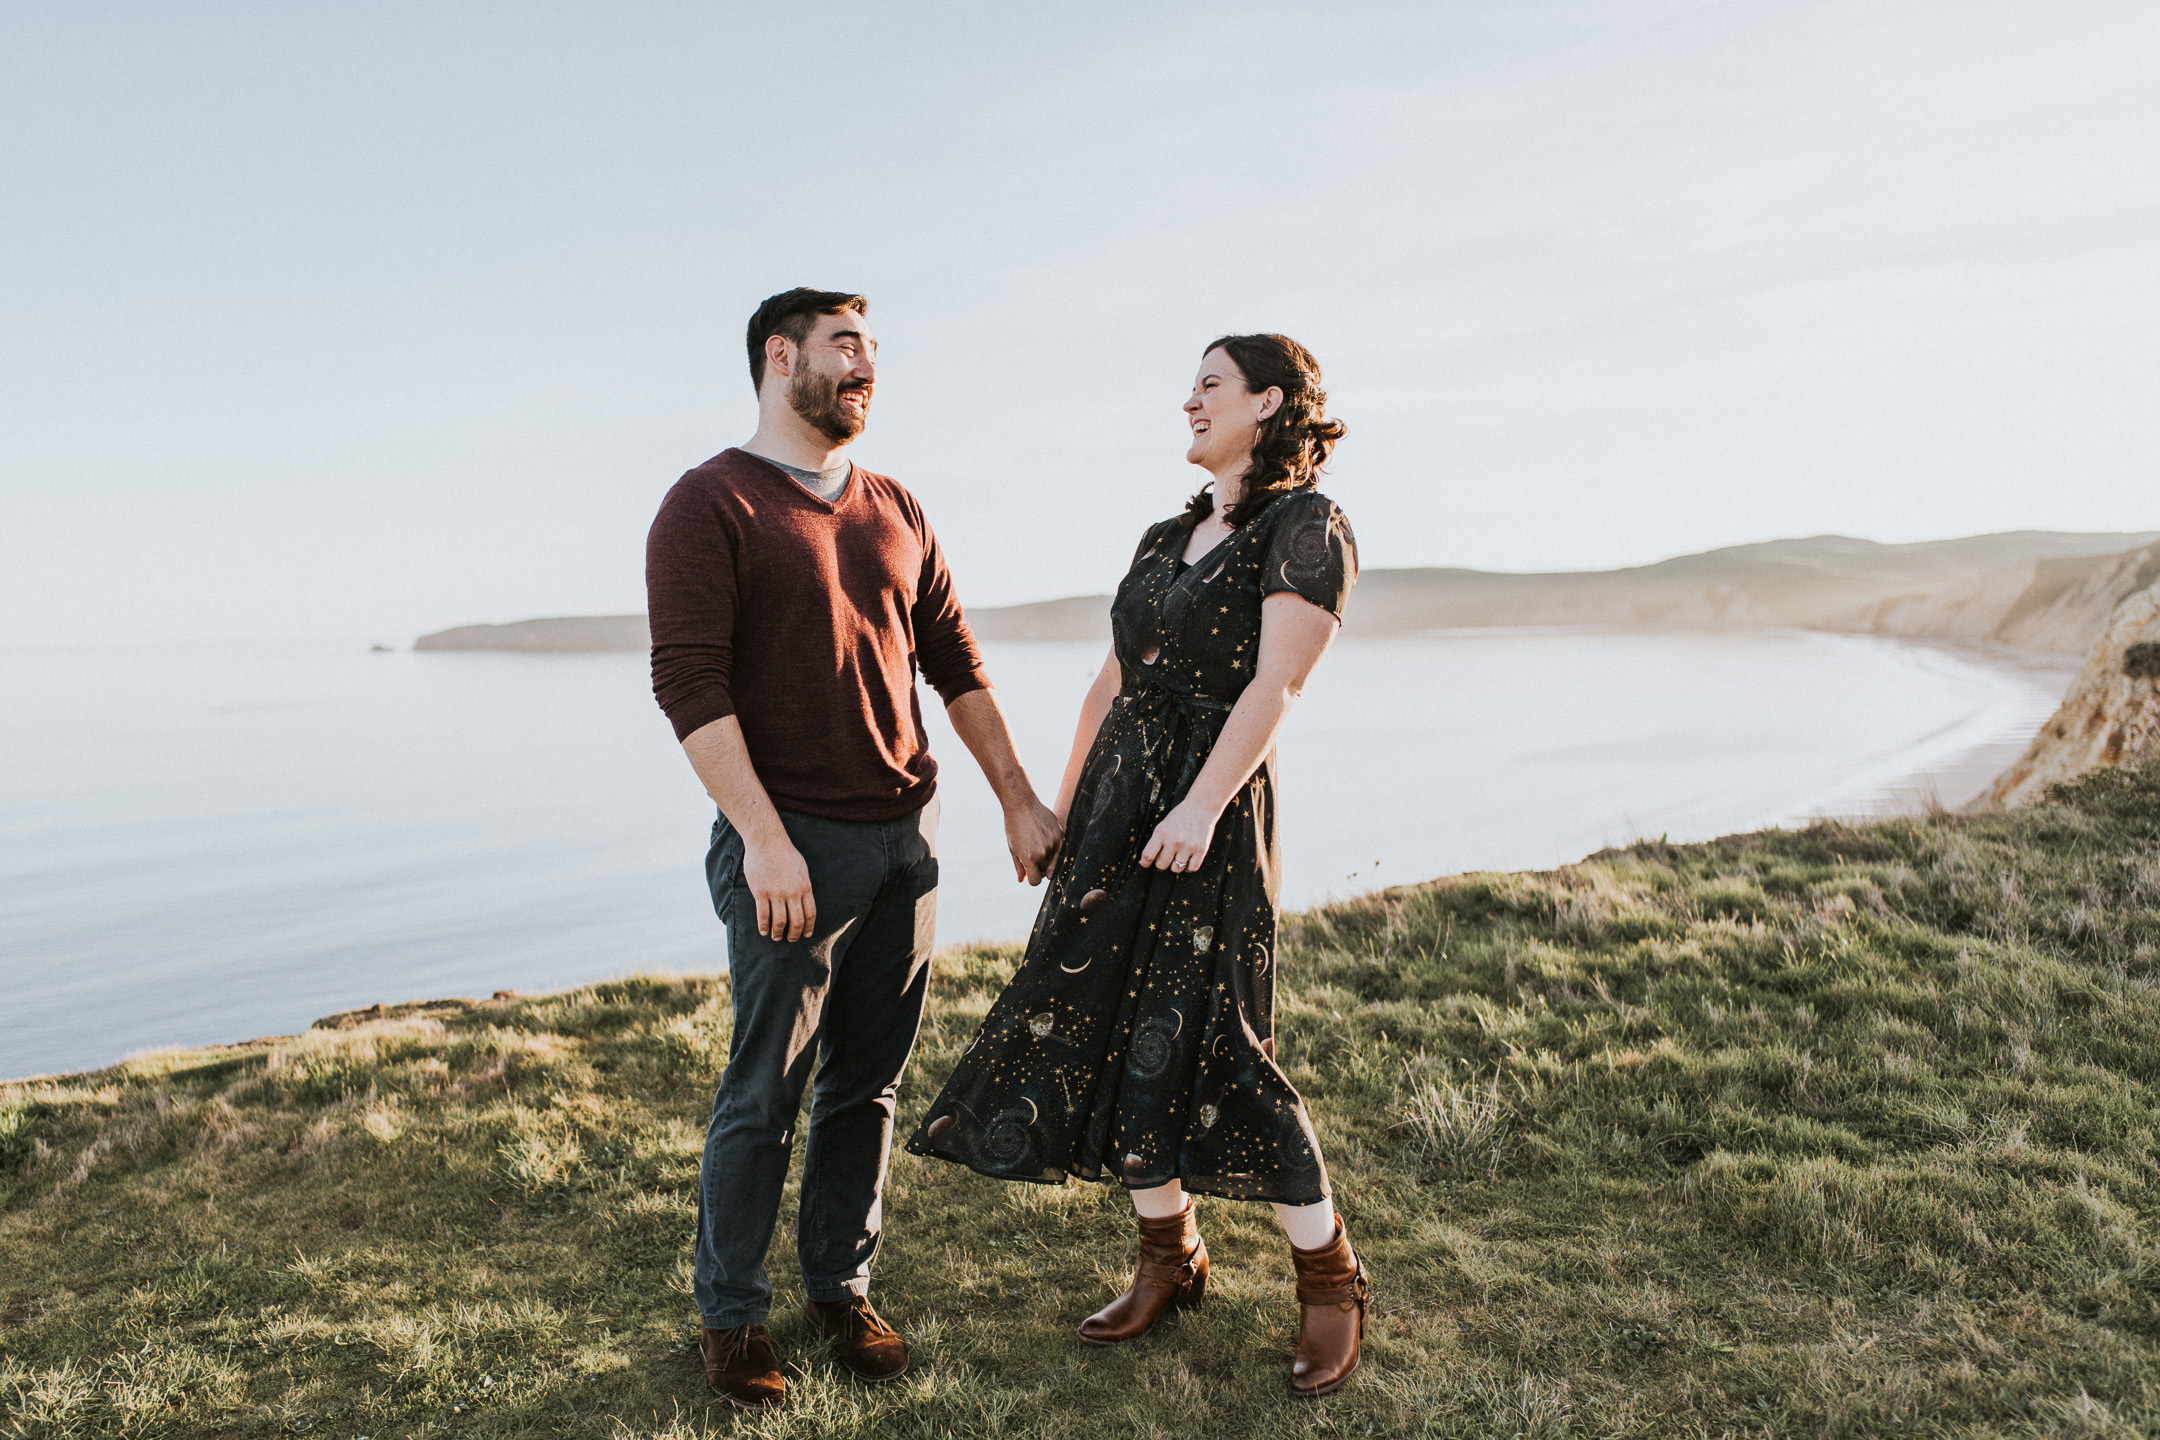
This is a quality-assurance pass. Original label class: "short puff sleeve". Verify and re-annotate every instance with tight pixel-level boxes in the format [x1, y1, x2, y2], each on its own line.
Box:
[1260, 492, 1358, 619]
[1131, 516, 1183, 569]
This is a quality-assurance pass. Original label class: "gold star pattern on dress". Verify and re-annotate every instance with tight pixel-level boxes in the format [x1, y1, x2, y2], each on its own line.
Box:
[905, 492, 1355, 1204]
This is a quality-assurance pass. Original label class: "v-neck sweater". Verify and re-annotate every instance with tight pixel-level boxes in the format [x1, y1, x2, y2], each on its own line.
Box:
[646, 447, 989, 822]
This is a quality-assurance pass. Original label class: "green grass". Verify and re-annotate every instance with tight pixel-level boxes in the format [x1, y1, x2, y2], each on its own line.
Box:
[6, 766, 2160, 1438]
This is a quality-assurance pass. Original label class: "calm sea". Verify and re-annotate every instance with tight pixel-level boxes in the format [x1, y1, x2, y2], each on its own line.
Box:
[0, 632, 2072, 1080]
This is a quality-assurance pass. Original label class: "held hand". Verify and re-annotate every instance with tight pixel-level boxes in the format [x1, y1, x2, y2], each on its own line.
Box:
[742, 838, 816, 942]
[1005, 796, 1064, 885]
[1139, 798, 1220, 875]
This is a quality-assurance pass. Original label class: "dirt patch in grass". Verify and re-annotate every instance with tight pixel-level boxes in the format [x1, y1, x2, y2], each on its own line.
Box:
[6, 767, 2160, 1437]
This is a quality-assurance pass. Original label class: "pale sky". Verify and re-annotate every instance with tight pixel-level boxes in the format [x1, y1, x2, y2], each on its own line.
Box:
[4, 1, 2157, 646]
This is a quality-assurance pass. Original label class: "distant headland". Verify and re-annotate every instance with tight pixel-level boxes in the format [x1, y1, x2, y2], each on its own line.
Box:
[414, 530, 2160, 656]
[414, 614, 649, 652]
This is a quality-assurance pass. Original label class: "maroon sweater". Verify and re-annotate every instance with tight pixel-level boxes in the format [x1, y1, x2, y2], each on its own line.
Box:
[646, 448, 989, 823]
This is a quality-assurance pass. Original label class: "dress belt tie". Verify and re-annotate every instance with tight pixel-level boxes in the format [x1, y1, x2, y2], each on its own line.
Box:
[1119, 687, 1233, 714]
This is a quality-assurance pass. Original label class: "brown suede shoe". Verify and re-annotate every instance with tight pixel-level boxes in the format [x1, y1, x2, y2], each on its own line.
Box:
[806, 1295, 909, 1383]
[1288, 1219, 1370, 1397]
[1077, 1202, 1208, 1344]
[700, 1323, 785, 1409]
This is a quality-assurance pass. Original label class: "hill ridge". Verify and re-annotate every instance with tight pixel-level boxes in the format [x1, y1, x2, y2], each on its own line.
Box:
[412, 529, 2159, 655]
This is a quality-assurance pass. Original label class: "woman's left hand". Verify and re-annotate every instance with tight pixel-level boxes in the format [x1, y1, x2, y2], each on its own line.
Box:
[1140, 798, 1220, 874]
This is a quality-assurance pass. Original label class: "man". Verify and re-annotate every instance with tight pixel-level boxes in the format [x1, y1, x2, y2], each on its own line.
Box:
[646, 287, 1062, 1409]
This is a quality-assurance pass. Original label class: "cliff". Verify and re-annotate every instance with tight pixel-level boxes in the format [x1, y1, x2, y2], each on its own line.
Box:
[1985, 576, 2160, 808]
[1845, 542, 2160, 654]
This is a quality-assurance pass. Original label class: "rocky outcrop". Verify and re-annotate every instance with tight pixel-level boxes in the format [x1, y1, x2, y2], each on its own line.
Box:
[1985, 581, 2160, 808]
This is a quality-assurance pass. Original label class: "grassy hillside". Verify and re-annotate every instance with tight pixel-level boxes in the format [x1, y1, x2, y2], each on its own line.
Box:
[5, 768, 2159, 1438]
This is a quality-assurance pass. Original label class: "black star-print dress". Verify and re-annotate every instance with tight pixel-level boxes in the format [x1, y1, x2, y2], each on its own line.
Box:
[906, 489, 1357, 1205]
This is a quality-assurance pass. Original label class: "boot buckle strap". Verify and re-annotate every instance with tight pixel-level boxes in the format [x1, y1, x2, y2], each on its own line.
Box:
[1295, 1269, 1371, 1310]
[1137, 1254, 1200, 1286]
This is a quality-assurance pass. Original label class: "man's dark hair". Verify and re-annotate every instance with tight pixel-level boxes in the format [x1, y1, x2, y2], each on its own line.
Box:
[745, 287, 869, 393]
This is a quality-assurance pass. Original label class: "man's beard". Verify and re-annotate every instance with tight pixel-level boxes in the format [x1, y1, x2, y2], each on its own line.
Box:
[788, 366, 870, 443]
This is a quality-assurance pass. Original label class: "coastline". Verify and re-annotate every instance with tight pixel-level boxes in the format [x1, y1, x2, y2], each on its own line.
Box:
[0, 630, 2081, 1085]
[1832, 639, 2080, 817]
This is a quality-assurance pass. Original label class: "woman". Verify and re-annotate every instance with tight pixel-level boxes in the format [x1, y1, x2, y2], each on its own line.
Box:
[906, 333, 1367, 1395]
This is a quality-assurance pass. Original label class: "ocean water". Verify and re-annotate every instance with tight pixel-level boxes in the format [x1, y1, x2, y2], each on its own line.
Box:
[0, 631, 2071, 1080]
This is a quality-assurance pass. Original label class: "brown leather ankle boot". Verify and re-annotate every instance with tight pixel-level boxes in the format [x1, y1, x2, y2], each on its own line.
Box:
[1077, 1202, 1208, 1344]
[1288, 1218, 1369, 1396]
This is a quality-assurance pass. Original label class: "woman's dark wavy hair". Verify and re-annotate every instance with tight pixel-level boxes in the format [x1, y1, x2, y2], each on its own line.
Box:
[1185, 333, 1347, 529]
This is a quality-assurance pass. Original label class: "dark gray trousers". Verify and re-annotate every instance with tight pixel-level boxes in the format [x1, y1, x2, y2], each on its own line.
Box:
[693, 798, 939, 1328]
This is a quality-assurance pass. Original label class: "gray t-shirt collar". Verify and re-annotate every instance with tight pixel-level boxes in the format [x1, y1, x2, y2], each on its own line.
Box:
[748, 450, 852, 504]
